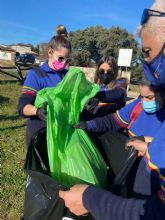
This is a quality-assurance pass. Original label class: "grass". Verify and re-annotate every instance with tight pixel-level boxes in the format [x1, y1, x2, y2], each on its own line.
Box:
[0, 80, 26, 220]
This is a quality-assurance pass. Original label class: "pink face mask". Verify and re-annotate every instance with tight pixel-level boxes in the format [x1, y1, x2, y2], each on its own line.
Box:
[52, 59, 66, 71]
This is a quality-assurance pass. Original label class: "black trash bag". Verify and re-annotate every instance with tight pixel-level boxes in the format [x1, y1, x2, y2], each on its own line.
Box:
[89, 130, 140, 198]
[23, 128, 95, 220]
[110, 146, 139, 197]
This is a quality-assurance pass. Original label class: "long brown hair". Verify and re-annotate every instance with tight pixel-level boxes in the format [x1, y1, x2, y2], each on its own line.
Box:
[94, 56, 118, 89]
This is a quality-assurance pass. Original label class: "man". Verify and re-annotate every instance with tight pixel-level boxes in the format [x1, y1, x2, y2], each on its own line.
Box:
[59, 1, 165, 219]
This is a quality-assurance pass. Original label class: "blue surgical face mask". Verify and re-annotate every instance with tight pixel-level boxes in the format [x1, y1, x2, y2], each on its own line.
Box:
[142, 100, 161, 113]
[142, 42, 165, 88]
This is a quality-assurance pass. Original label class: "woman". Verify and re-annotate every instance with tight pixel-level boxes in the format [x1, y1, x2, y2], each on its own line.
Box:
[95, 55, 118, 90]
[18, 25, 72, 147]
[91, 56, 128, 117]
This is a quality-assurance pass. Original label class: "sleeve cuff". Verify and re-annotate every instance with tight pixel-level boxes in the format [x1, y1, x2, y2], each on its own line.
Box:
[82, 185, 112, 212]
[86, 120, 97, 132]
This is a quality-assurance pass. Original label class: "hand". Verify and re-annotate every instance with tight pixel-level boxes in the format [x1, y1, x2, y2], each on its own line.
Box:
[59, 184, 89, 216]
[73, 121, 87, 130]
[84, 97, 99, 114]
[36, 102, 47, 121]
[126, 138, 148, 157]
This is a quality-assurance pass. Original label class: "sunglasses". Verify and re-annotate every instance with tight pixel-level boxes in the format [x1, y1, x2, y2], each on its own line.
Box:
[99, 69, 112, 75]
[141, 8, 165, 25]
[57, 56, 72, 63]
[52, 50, 72, 63]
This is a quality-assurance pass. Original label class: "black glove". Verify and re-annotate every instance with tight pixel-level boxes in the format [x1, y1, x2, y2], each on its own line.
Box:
[84, 97, 99, 114]
[36, 102, 47, 121]
[73, 121, 88, 130]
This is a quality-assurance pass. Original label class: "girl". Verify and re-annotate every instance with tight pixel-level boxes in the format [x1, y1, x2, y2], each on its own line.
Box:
[18, 25, 71, 147]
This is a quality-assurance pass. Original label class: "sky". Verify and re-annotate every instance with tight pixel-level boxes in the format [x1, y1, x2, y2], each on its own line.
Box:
[0, 0, 154, 46]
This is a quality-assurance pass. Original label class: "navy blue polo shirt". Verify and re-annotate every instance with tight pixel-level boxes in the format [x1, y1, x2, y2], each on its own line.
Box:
[113, 99, 165, 137]
[22, 61, 67, 96]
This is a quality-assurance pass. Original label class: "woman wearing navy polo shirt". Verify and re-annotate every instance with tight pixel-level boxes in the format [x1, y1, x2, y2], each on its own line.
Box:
[93, 56, 128, 117]
[18, 25, 72, 147]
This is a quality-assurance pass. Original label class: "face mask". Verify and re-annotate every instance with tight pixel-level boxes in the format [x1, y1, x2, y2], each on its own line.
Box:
[142, 43, 165, 88]
[142, 100, 161, 113]
[52, 59, 66, 71]
[98, 73, 113, 85]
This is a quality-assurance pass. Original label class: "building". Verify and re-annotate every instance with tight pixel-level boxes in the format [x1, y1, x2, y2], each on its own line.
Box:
[38, 43, 48, 61]
[10, 43, 34, 55]
[0, 45, 16, 65]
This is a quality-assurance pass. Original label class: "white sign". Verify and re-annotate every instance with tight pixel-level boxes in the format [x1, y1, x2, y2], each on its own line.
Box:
[0, 51, 12, 61]
[118, 49, 133, 67]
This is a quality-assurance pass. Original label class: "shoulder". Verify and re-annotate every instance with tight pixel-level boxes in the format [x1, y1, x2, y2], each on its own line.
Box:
[121, 98, 141, 112]
[27, 67, 48, 78]
[23, 68, 45, 91]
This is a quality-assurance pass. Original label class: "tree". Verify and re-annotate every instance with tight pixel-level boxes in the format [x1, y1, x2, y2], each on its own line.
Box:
[71, 50, 91, 67]
[69, 26, 139, 66]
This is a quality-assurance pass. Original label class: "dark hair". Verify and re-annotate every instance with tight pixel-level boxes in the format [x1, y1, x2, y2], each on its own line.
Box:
[94, 56, 118, 88]
[139, 83, 165, 106]
[48, 25, 71, 52]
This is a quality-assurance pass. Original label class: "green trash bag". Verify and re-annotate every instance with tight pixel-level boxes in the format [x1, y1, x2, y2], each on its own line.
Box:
[35, 68, 107, 188]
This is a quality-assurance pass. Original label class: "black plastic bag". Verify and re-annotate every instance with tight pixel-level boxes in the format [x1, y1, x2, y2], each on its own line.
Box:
[23, 128, 66, 220]
[23, 128, 95, 220]
[89, 130, 139, 197]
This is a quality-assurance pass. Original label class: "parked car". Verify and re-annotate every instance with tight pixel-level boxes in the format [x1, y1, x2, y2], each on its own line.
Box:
[15, 53, 35, 64]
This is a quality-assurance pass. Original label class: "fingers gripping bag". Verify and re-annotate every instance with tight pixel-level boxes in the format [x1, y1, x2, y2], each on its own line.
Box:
[35, 68, 107, 188]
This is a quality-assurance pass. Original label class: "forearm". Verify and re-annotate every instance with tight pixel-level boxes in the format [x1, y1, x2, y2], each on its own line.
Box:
[83, 186, 164, 220]
[87, 113, 121, 133]
[96, 88, 125, 103]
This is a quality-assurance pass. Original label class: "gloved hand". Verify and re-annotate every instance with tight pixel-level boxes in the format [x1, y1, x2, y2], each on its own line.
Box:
[84, 97, 99, 114]
[36, 102, 47, 121]
[73, 121, 88, 130]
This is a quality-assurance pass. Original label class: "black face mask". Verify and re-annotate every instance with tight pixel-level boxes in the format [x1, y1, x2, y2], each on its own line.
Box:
[98, 72, 113, 85]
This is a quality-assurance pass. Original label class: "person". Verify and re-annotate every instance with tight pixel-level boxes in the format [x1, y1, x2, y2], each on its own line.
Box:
[76, 80, 165, 177]
[94, 55, 118, 89]
[79, 56, 127, 121]
[93, 56, 128, 117]
[59, 1, 165, 220]
[76, 81, 165, 137]
[94, 55, 127, 91]
[18, 25, 72, 147]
